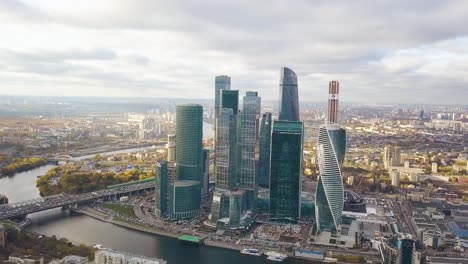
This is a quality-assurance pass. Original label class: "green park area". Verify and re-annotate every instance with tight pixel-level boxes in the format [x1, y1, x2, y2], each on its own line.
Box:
[103, 203, 136, 218]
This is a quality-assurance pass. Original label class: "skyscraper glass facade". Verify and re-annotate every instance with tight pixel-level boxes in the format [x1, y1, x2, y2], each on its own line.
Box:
[168, 180, 201, 220]
[155, 161, 168, 217]
[239, 91, 259, 189]
[315, 125, 344, 235]
[175, 104, 203, 182]
[215, 108, 238, 190]
[269, 120, 303, 222]
[221, 90, 239, 115]
[278, 67, 300, 121]
[215, 75, 231, 117]
[258, 112, 272, 188]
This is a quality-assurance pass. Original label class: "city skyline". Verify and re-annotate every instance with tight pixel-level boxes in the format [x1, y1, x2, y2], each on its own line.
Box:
[1, 1, 468, 104]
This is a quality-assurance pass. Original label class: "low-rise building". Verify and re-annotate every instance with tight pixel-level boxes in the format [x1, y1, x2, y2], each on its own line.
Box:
[95, 248, 166, 264]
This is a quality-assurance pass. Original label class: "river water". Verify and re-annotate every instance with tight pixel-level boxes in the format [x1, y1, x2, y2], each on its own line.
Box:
[0, 123, 302, 264]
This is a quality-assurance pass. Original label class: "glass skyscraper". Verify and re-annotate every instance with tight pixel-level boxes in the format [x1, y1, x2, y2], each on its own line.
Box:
[210, 90, 256, 229]
[176, 104, 203, 182]
[238, 91, 259, 189]
[215, 108, 238, 190]
[258, 112, 272, 188]
[315, 80, 347, 236]
[172, 104, 203, 219]
[278, 67, 300, 121]
[221, 90, 239, 115]
[269, 120, 303, 222]
[215, 75, 231, 117]
[155, 161, 168, 218]
[315, 124, 345, 235]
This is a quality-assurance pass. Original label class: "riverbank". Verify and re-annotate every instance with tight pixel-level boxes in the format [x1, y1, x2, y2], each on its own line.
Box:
[72, 207, 179, 239]
[73, 207, 250, 252]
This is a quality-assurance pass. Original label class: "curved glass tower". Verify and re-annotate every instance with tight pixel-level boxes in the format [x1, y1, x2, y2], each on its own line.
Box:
[278, 67, 300, 121]
[315, 124, 345, 235]
[176, 104, 203, 182]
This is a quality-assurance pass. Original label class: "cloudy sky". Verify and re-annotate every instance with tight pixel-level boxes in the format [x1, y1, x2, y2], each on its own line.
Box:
[0, 0, 467, 104]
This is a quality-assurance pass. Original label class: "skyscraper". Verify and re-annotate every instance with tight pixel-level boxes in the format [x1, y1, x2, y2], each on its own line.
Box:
[215, 75, 231, 117]
[221, 90, 239, 115]
[215, 108, 238, 190]
[239, 91, 259, 189]
[278, 67, 300, 121]
[315, 81, 346, 236]
[176, 104, 203, 182]
[170, 104, 203, 219]
[210, 90, 256, 229]
[155, 161, 168, 217]
[269, 120, 303, 222]
[315, 125, 345, 235]
[258, 112, 272, 188]
[328, 81, 339, 124]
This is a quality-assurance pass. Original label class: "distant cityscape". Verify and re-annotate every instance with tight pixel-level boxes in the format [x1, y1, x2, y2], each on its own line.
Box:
[0, 65, 467, 264]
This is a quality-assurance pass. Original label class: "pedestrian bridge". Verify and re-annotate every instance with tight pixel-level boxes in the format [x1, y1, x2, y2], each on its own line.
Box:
[0, 182, 155, 220]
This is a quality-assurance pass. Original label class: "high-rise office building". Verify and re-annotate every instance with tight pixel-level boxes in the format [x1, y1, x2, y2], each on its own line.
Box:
[215, 108, 238, 190]
[269, 120, 303, 222]
[258, 112, 272, 188]
[215, 75, 231, 117]
[315, 81, 347, 236]
[176, 104, 203, 182]
[166, 134, 176, 162]
[315, 124, 345, 235]
[239, 91, 259, 189]
[278, 67, 300, 121]
[155, 161, 169, 218]
[171, 104, 203, 219]
[210, 90, 256, 229]
[221, 90, 239, 115]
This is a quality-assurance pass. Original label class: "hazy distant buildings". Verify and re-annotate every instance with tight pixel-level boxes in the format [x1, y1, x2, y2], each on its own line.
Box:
[391, 170, 400, 187]
[269, 120, 303, 222]
[384, 146, 402, 169]
[315, 81, 346, 236]
[258, 113, 272, 188]
[278, 67, 299, 121]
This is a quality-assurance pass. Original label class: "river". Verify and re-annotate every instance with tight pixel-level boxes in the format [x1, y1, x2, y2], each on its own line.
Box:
[0, 123, 303, 264]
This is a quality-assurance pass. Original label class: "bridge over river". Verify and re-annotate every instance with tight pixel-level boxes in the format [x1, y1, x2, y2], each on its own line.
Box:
[0, 182, 155, 220]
